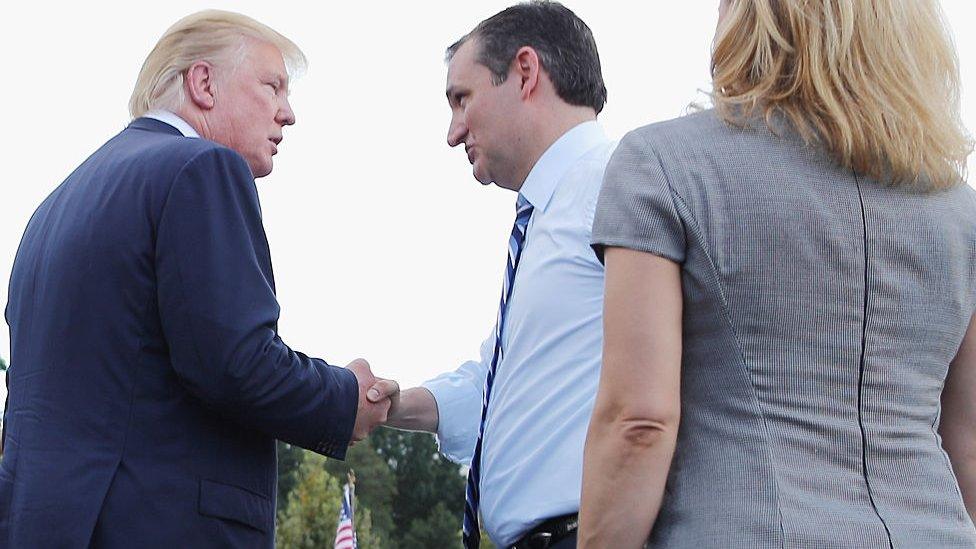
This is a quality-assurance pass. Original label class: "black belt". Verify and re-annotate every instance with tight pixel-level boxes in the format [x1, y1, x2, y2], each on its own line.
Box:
[510, 513, 579, 549]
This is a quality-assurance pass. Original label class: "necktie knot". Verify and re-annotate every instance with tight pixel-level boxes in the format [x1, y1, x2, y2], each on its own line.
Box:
[515, 195, 533, 228]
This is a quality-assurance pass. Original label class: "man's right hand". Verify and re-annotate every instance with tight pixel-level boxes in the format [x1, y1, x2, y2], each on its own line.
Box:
[367, 380, 439, 433]
[346, 358, 392, 443]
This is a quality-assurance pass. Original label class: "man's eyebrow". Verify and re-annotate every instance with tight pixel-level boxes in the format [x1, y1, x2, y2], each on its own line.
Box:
[446, 86, 465, 103]
[272, 73, 291, 93]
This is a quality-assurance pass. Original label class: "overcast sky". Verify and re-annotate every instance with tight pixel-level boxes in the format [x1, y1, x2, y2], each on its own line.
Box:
[1, 1, 974, 409]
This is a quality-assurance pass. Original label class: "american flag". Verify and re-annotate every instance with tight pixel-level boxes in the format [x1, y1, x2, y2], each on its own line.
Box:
[334, 483, 357, 549]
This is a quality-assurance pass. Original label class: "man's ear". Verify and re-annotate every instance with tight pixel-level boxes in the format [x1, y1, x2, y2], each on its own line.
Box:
[185, 61, 216, 110]
[512, 46, 541, 100]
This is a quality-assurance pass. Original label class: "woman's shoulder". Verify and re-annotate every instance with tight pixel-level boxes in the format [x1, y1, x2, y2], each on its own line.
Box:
[626, 109, 730, 146]
[619, 109, 761, 173]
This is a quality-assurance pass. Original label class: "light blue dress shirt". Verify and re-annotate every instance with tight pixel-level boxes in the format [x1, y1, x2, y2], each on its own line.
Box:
[424, 121, 615, 546]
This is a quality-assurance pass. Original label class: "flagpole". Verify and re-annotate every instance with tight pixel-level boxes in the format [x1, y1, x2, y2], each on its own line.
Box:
[334, 469, 358, 549]
[347, 469, 356, 523]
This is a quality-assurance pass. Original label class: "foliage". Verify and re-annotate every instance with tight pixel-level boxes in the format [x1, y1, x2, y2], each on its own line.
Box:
[1, 357, 6, 456]
[400, 501, 461, 549]
[351, 507, 381, 549]
[324, 437, 396, 543]
[276, 452, 342, 548]
[369, 428, 466, 533]
[276, 441, 306, 507]
[275, 427, 468, 548]
[276, 451, 378, 549]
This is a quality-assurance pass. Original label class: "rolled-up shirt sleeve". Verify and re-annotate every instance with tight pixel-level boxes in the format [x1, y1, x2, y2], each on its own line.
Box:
[422, 329, 495, 465]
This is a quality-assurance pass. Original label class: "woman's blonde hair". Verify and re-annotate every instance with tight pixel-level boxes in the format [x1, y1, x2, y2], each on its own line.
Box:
[128, 10, 306, 119]
[712, 0, 972, 190]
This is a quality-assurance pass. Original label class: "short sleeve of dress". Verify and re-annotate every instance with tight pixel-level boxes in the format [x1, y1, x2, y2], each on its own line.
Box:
[591, 129, 686, 264]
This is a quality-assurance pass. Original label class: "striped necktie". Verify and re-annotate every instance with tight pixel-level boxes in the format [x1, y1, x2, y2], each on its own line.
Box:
[462, 195, 535, 549]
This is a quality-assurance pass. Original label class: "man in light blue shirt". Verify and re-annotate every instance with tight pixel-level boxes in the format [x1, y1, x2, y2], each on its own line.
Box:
[369, 3, 614, 547]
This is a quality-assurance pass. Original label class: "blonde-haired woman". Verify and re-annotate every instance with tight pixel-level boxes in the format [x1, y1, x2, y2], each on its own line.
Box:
[579, 0, 975, 547]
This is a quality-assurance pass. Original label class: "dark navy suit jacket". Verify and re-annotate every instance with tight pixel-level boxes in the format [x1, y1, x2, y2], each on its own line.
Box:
[0, 118, 359, 547]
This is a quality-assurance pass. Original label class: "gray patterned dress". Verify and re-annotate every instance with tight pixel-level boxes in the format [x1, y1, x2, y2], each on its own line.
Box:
[592, 109, 976, 548]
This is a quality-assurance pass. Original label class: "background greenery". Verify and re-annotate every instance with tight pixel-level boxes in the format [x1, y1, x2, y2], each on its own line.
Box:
[276, 429, 495, 548]
[0, 357, 6, 457]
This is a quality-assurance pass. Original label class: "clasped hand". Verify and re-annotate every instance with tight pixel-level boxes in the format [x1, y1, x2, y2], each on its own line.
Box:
[346, 358, 399, 443]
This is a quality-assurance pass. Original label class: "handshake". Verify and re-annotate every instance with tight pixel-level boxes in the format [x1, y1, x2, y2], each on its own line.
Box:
[346, 358, 403, 443]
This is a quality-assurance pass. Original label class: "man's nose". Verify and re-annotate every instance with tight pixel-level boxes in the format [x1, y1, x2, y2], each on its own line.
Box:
[277, 96, 296, 126]
[447, 117, 466, 148]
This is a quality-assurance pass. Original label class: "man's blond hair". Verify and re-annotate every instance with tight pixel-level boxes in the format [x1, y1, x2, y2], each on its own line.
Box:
[128, 10, 306, 119]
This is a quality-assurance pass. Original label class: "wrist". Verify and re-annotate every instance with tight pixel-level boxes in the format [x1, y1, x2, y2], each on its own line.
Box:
[388, 387, 438, 432]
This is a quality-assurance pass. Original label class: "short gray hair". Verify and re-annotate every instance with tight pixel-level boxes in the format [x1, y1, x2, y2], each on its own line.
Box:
[128, 10, 306, 118]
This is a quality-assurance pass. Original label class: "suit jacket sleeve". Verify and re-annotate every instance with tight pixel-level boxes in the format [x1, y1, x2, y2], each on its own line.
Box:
[155, 145, 358, 459]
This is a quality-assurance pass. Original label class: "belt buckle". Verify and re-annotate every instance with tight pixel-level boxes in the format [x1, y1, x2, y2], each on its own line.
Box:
[527, 531, 553, 549]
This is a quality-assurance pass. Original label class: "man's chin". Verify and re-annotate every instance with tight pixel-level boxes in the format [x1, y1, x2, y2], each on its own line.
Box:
[472, 169, 492, 186]
[252, 161, 273, 179]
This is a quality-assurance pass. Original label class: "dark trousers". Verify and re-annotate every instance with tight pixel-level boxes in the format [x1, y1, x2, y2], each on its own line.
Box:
[510, 531, 577, 549]
[550, 532, 577, 548]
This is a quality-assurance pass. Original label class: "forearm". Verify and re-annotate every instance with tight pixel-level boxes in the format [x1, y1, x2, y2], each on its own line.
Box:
[385, 386, 439, 432]
[215, 344, 359, 456]
[578, 414, 678, 548]
[942, 426, 976, 524]
[941, 311, 976, 525]
[577, 247, 683, 547]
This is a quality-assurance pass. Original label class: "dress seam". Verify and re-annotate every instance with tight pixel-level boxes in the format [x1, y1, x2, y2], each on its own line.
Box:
[853, 172, 895, 549]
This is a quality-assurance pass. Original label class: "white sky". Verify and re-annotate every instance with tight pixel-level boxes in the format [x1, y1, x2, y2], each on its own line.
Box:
[1, 1, 974, 409]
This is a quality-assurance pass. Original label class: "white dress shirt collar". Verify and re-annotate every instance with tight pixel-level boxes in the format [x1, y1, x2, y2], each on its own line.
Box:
[143, 110, 200, 138]
[518, 120, 607, 212]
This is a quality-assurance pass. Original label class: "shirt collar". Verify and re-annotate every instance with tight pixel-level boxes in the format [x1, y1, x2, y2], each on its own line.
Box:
[518, 120, 607, 212]
[143, 110, 200, 138]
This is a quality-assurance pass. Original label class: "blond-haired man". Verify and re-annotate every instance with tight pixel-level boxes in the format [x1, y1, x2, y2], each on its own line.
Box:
[1, 11, 388, 547]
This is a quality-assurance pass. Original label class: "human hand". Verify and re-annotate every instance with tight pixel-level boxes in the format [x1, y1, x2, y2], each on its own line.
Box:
[347, 358, 392, 443]
[367, 384, 438, 433]
[367, 377, 400, 423]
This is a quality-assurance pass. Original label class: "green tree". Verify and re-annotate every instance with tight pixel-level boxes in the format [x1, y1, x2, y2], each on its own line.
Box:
[325, 437, 396, 543]
[1, 357, 5, 457]
[276, 441, 305, 507]
[276, 452, 342, 548]
[401, 501, 462, 549]
[276, 451, 378, 548]
[276, 427, 469, 547]
[350, 507, 381, 549]
[369, 428, 466, 543]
